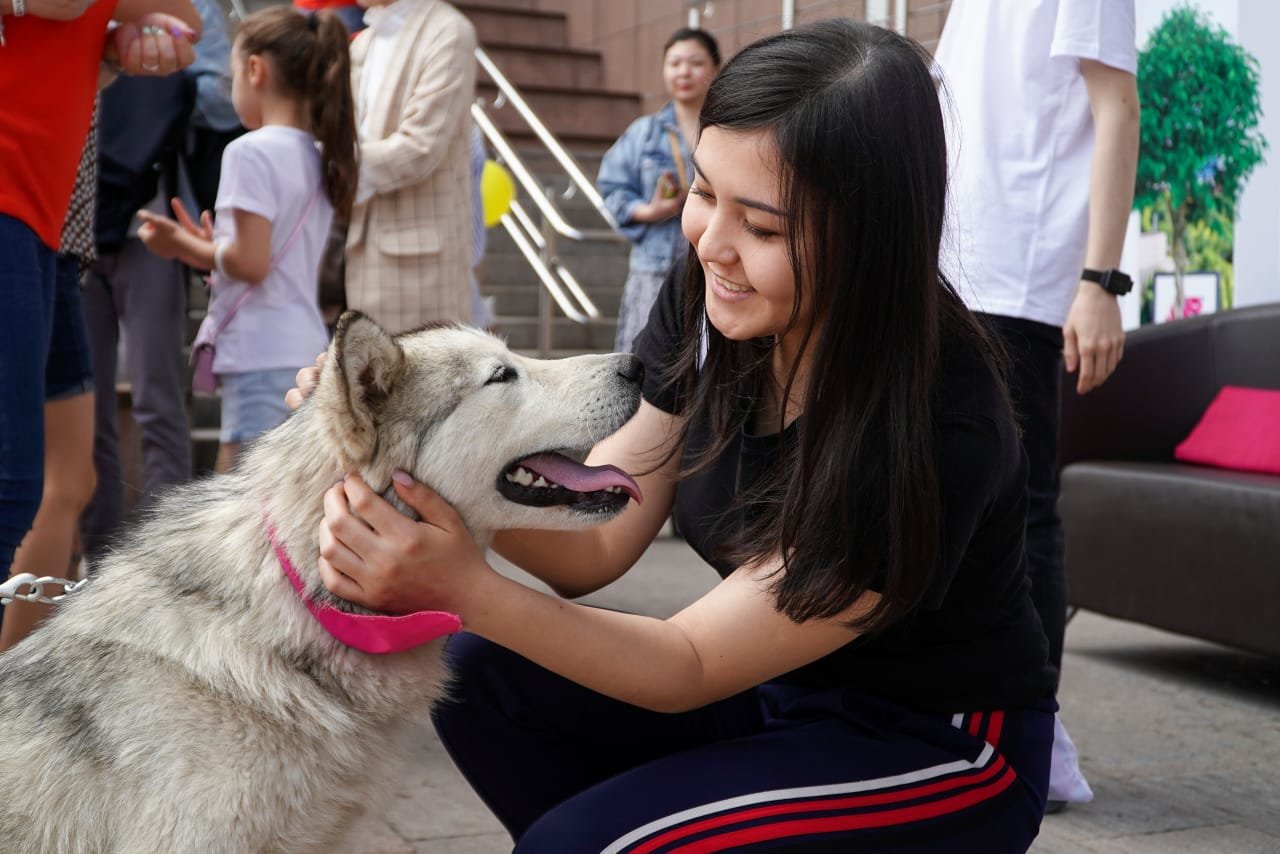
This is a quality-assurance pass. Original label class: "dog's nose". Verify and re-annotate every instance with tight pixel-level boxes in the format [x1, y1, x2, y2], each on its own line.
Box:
[617, 355, 644, 385]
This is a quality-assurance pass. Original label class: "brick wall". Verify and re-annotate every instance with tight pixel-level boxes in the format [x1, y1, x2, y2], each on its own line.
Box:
[527, 0, 951, 112]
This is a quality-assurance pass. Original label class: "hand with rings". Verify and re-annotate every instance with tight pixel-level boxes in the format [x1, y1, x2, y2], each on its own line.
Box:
[104, 13, 198, 77]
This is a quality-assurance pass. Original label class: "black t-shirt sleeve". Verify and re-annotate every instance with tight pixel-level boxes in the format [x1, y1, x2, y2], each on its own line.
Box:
[631, 256, 689, 414]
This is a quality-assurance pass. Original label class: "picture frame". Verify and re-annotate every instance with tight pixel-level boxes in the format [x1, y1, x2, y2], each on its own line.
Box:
[1152, 271, 1220, 324]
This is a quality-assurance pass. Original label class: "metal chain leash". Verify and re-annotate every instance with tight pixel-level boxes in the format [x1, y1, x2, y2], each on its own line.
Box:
[0, 573, 87, 606]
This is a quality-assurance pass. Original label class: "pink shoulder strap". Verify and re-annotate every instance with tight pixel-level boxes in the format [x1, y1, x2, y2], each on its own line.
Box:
[207, 184, 324, 341]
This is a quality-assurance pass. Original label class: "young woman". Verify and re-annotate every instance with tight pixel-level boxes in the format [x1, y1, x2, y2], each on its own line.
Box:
[311, 19, 1056, 852]
[598, 27, 720, 353]
[140, 6, 357, 472]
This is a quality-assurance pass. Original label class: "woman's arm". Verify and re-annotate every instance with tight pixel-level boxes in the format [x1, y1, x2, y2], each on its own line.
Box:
[5, 0, 92, 20]
[322, 477, 876, 713]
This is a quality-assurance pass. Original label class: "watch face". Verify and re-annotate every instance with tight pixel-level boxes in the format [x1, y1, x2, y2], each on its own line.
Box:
[1105, 270, 1133, 295]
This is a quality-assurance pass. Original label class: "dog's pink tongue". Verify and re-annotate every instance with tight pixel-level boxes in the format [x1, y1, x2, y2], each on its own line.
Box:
[520, 454, 643, 504]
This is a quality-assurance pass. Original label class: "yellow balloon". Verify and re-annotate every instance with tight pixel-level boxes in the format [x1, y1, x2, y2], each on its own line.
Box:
[481, 160, 516, 228]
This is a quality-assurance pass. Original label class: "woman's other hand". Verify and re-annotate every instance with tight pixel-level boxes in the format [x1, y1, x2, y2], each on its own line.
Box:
[284, 353, 326, 411]
[317, 473, 490, 615]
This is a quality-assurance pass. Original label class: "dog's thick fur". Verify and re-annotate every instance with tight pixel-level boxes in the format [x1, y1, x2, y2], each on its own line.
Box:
[0, 313, 642, 852]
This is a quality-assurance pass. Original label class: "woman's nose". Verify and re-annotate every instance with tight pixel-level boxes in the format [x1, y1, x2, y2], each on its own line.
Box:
[696, 215, 736, 266]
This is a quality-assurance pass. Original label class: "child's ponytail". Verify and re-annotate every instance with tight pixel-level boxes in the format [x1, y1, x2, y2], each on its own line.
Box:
[235, 7, 358, 217]
[307, 11, 357, 217]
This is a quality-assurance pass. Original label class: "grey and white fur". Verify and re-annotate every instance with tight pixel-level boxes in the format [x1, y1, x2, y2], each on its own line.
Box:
[0, 312, 643, 853]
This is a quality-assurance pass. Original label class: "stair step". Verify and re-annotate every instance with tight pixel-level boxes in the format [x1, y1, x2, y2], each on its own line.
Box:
[479, 42, 604, 90]
[459, 4, 568, 48]
[478, 83, 640, 146]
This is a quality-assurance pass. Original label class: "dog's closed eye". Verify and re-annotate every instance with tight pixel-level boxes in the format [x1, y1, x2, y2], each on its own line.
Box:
[486, 365, 517, 385]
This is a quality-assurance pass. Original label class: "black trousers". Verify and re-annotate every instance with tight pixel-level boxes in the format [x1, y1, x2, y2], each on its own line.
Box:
[981, 314, 1067, 687]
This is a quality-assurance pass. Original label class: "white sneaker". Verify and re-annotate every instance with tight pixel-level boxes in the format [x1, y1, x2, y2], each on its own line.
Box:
[1047, 713, 1094, 804]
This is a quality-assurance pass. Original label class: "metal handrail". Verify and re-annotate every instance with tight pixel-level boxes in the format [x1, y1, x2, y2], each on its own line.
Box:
[470, 106, 617, 244]
[471, 46, 630, 353]
[475, 47, 620, 232]
[500, 202, 595, 325]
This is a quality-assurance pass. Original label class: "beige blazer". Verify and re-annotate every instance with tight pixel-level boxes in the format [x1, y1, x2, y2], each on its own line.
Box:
[347, 0, 477, 334]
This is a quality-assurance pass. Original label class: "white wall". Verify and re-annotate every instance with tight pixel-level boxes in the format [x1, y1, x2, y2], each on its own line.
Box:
[1230, 2, 1280, 307]
[1136, 0, 1280, 308]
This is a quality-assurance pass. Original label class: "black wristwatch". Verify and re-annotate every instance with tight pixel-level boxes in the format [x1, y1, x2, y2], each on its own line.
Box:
[1081, 267, 1133, 296]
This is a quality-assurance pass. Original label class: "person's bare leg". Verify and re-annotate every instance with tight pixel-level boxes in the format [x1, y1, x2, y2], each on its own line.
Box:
[0, 392, 97, 652]
[215, 441, 242, 474]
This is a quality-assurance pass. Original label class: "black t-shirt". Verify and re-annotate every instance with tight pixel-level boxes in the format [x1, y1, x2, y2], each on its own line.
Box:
[633, 269, 1056, 713]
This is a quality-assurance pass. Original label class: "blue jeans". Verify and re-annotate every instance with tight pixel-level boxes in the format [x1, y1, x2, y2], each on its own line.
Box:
[0, 214, 59, 578]
[219, 368, 298, 444]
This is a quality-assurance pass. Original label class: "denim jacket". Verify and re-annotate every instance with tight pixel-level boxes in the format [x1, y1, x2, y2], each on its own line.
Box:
[597, 102, 693, 274]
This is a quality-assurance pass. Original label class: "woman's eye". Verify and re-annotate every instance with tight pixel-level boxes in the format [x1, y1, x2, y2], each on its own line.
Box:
[744, 221, 777, 239]
[486, 366, 515, 385]
[688, 186, 713, 202]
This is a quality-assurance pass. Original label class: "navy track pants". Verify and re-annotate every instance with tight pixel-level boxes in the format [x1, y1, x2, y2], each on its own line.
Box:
[431, 633, 1055, 853]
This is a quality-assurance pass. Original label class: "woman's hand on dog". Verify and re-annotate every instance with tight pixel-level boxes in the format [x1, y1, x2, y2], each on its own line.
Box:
[285, 353, 326, 411]
[318, 472, 489, 614]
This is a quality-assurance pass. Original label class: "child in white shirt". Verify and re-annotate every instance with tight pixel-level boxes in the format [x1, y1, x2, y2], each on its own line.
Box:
[139, 6, 357, 471]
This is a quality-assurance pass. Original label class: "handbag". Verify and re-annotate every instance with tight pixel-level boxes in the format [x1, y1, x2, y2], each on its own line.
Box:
[190, 185, 322, 394]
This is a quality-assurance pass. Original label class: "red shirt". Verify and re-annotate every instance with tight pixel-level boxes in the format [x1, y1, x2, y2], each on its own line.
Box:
[291, 0, 359, 12]
[0, 0, 118, 249]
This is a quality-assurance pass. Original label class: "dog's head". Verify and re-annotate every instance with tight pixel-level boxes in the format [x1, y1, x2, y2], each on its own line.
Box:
[309, 311, 644, 534]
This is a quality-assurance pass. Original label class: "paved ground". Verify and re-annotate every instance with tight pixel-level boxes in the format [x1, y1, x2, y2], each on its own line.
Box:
[353, 537, 1280, 853]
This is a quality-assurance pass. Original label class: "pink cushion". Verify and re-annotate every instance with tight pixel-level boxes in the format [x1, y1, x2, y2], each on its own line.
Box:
[1174, 386, 1280, 475]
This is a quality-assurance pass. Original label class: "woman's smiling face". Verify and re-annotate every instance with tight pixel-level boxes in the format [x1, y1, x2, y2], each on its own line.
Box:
[682, 126, 807, 356]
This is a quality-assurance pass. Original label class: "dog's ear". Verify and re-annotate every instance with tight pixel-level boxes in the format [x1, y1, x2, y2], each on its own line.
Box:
[330, 311, 405, 455]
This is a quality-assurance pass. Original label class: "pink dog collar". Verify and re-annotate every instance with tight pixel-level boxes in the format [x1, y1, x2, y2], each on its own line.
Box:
[266, 521, 461, 655]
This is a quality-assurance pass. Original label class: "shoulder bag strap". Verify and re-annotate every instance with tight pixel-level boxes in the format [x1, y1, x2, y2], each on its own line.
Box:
[205, 184, 324, 342]
[665, 128, 689, 192]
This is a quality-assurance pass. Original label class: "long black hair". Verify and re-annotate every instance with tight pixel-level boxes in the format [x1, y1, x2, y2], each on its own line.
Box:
[665, 18, 1002, 633]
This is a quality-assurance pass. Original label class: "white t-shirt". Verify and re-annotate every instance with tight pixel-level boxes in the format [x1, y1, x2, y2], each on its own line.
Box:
[936, 0, 1137, 327]
[208, 125, 333, 373]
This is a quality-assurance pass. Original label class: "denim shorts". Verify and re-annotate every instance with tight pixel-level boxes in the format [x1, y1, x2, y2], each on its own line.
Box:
[218, 368, 297, 444]
[45, 254, 95, 401]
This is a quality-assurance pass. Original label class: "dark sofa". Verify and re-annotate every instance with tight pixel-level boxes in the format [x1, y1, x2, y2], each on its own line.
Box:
[1058, 302, 1280, 657]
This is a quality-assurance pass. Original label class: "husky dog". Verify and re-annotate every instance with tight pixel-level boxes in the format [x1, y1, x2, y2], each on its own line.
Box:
[0, 312, 643, 853]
